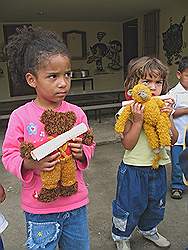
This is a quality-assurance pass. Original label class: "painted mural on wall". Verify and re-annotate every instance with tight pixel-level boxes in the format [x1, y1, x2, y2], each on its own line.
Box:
[87, 32, 122, 73]
[107, 40, 122, 70]
[162, 16, 186, 65]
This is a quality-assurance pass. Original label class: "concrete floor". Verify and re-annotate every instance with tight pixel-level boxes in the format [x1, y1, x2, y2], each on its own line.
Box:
[0, 116, 188, 250]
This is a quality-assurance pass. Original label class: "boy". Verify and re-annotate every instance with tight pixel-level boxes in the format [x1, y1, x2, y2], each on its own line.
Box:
[168, 56, 188, 199]
[179, 126, 188, 186]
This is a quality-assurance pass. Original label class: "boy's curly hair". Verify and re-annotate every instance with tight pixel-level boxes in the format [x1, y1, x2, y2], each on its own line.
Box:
[6, 26, 70, 86]
[178, 56, 188, 72]
[124, 56, 169, 95]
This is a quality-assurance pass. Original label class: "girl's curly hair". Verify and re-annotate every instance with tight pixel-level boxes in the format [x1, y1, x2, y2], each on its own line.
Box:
[6, 26, 70, 86]
[124, 56, 169, 95]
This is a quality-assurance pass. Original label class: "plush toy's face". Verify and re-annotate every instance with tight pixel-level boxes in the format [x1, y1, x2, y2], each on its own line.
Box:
[131, 83, 152, 104]
[40, 110, 77, 136]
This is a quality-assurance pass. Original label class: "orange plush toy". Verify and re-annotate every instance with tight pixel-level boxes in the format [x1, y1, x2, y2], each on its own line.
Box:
[115, 83, 171, 168]
[20, 109, 94, 202]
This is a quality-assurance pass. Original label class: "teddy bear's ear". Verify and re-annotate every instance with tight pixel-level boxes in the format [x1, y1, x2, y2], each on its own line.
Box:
[40, 109, 56, 124]
[138, 81, 147, 87]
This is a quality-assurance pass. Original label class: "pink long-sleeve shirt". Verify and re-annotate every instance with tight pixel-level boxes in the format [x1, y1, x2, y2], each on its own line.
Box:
[2, 100, 95, 214]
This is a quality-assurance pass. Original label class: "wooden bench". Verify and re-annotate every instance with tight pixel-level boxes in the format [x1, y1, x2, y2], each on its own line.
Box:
[82, 102, 122, 123]
[0, 114, 10, 120]
[0, 90, 124, 123]
[0, 102, 122, 123]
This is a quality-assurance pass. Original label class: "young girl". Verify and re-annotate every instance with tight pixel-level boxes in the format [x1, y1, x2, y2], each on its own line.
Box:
[2, 26, 95, 250]
[112, 57, 178, 250]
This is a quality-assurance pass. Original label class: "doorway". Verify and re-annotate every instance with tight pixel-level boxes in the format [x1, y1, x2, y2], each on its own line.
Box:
[123, 19, 138, 79]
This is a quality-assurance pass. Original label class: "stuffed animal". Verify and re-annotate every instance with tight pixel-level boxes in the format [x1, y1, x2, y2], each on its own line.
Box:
[115, 83, 171, 168]
[20, 109, 94, 202]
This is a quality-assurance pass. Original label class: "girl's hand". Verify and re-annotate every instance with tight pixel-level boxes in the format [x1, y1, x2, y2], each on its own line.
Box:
[23, 152, 61, 171]
[68, 137, 86, 162]
[164, 97, 175, 107]
[131, 102, 144, 123]
[0, 184, 6, 203]
[161, 97, 175, 115]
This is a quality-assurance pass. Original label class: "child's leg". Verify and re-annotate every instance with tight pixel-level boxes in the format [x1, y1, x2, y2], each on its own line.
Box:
[138, 166, 170, 247]
[25, 206, 89, 250]
[138, 166, 167, 232]
[24, 212, 61, 250]
[58, 206, 89, 250]
[185, 127, 188, 147]
[171, 145, 185, 193]
[0, 236, 4, 250]
[112, 163, 149, 241]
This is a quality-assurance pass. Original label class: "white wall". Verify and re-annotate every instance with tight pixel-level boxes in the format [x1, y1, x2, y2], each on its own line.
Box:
[0, 21, 123, 99]
[123, 4, 188, 89]
[1, 4, 187, 99]
[159, 4, 188, 88]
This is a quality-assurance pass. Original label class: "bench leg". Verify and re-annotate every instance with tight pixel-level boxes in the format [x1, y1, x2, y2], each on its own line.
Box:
[94, 110, 97, 120]
[91, 79, 94, 90]
[98, 110, 102, 123]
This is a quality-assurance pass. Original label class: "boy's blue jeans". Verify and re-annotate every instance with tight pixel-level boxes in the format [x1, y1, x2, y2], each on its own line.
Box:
[0, 236, 4, 250]
[112, 162, 167, 240]
[25, 206, 89, 250]
[171, 145, 185, 191]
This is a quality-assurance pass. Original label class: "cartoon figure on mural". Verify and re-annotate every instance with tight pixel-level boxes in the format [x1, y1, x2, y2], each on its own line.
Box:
[87, 32, 122, 72]
[162, 16, 186, 65]
[107, 40, 122, 70]
[87, 32, 108, 72]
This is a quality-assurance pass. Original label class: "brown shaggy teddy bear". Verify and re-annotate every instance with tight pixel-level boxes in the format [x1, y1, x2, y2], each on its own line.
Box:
[20, 109, 94, 202]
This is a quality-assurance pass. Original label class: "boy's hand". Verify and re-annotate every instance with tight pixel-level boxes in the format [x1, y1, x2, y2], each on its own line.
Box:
[68, 137, 86, 162]
[0, 184, 6, 203]
[22, 152, 61, 171]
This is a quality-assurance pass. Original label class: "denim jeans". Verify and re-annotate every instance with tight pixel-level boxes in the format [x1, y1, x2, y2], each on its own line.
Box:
[25, 206, 89, 250]
[112, 162, 167, 240]
[0, 236, 4, 250]
[171, 145, 185, 191]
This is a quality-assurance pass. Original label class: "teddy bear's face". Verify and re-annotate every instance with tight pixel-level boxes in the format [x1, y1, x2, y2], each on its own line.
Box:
[40, 110, 77, 136]
[131, 83, 152, 104]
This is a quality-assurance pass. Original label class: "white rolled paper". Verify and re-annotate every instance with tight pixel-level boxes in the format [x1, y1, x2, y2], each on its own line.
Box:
[121, 100, 134, 106]
[121, 95, 173, 107]
[31, 123, 88, 161]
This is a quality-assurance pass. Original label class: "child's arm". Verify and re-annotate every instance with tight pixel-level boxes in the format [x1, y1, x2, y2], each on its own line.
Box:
[22, 152, 60, 172]
[161, 98, 178, 145]
[167, 90, 188, 118]
[73, 109, 95, 170]
[2, 112, 58, 182]
[170, 117, 179, 145]
[0, 184, 6, 203]
[121, 103, 144, 150]
[173, 108, 188, 118]
[2, 112, 32, 182]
